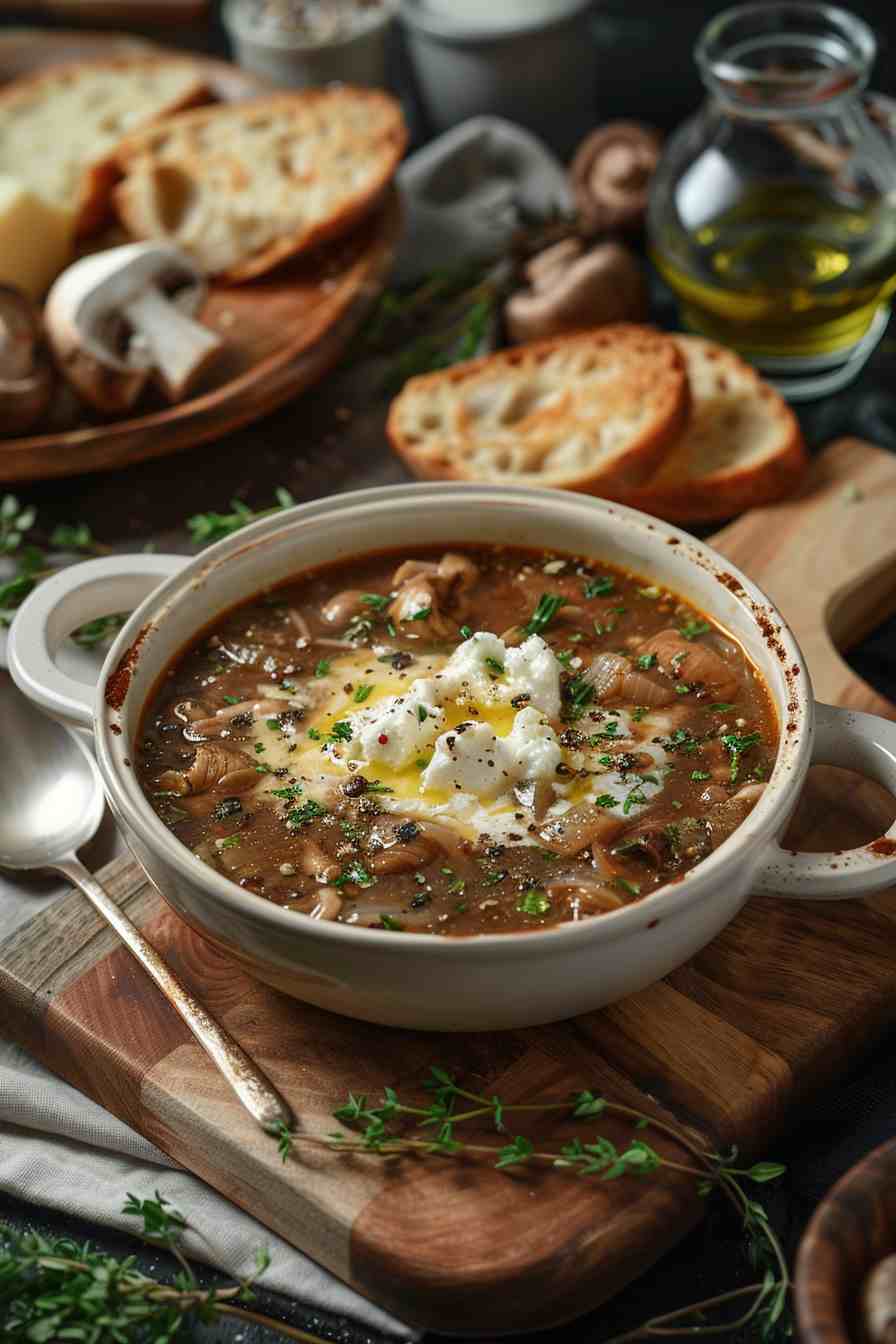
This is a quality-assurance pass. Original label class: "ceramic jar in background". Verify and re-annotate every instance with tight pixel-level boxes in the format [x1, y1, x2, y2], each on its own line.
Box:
[222, 0, 396, 89]
[399, 0, 597, 158]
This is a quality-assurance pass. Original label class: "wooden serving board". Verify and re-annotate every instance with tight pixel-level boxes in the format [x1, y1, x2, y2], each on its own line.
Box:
[0, 35, 401, 484]
[3, 436, 896, 1334]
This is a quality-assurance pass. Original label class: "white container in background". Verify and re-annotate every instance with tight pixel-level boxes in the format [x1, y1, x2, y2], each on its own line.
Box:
[399, 0, 596, 157]
[222, 0, 395, 89]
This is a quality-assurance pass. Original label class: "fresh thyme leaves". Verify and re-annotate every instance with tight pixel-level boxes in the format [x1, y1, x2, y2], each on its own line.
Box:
[186, 487, 294, 545]
[0, 1192, 284, 1344]
[722, 731, 762, 783]
[524, 592, 567, 636]
[275, 1066, 791, 1342]
[583, 575, 615, 598]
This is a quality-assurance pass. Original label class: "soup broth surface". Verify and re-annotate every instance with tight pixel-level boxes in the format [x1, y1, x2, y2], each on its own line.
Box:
[136, 544, 778, 934]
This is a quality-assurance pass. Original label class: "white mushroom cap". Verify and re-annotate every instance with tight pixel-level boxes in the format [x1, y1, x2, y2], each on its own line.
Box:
[45, 241, 222, 413]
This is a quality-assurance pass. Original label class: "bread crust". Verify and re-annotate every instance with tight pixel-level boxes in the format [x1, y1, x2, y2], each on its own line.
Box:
[0, 56, 209, 235]
[113, 88, 407, 280]
[387, 325, 690, 492]
[606, 336, 807, 522]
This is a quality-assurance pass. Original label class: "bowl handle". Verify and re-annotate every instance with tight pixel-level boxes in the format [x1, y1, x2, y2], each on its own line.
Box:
[754, 701, 896, 899]
[7, 554, 187, 733]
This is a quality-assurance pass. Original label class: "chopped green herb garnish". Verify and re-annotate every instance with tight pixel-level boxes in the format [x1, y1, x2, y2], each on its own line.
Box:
[679, 619, 711, 641]
[636, 653, 657, 670]
[218, 835, 241, 849]
[307, 727, 322, 740]
[415, 755, 432, 769]
[563, 675, 595, 719]
[674, 683, 692, 695]
[691, 770, 711, 781]
[631, 706, 648, 722]
[711, 702, 736, 712]
[459, 624, 472, 639]
[484, 869, 507, 884]
[325, 721, 353, 744]
[555, 650, 572, 667]
[286, 800, 327, 827]
[583, 575, 615, 599]
[485, 656, 505, 676]
[223, 695, 241, 705]
[386, 620, 397, 637]
[417, 703, 428, 722]
[622, 783, 649, 814]
[354, 684, 374, 703]
[254, 743, 266, 754]
[334, 861, 374, 888]
[409, 606, 432, 621]
[722, 731, 761, 783]
[271, 784, 303, 800]
[380, 914, 403, 931]
[360, 593, 389, 610]
[594, 794, 617, 809]
[516, 887, 551, 916]
[447, 877, 466, 895]
[524, 593, 567, 637]
[255, 763, 272, 774]
[615, 877, 641, 897]
[314, 660, 331, 677]
[364, 781, 395, 794]
[265, 717, 281, 730]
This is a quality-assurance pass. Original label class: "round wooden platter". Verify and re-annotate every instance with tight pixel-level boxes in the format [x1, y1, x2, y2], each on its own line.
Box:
[795, 1137, 896, 1344]
[0, 31, 402, 483]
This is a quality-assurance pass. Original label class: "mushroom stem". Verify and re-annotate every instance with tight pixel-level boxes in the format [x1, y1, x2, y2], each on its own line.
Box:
[124, 285, 223, 401]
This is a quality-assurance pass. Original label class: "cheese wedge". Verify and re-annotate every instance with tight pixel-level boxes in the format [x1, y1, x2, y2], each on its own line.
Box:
[0, 176, 73, 299]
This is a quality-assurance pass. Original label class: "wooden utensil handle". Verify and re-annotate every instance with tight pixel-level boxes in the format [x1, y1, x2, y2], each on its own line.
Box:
[56, 853, 294, 1134]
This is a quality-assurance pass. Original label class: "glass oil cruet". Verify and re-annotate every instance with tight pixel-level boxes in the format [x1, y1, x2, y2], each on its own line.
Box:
[647, 2, 896, 400]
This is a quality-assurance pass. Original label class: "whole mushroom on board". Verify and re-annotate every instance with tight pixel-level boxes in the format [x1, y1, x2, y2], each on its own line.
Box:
[505, 238, 647, 343]
[570, 121, 663, 234]
[0, 286, 55, 436]
[44, 242, 225, 415]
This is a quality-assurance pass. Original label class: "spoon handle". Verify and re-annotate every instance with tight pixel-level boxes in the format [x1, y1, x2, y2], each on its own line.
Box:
[56, 855, 294, 1135]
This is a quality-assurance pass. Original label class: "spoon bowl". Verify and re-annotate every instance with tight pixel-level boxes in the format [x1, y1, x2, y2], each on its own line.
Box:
[0, 686, 103, 870]
[0, 678, 292, 1133]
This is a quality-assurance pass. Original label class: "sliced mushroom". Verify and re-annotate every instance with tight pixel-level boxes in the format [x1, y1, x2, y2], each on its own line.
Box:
[540, 803, 625, 856]
[45, 242, 224, 413]
[0, 287, 54, 435]
[505, 240, 647, 343]
[570, 121, 663, 233]
[158, 743, 256, 796]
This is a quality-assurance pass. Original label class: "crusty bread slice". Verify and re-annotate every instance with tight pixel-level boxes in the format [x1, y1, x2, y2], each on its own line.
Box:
[606, 336, 807, 523]
[113, 88, 407, 281]
[387, 325, 689, 491]
[0, 57, 208, 236]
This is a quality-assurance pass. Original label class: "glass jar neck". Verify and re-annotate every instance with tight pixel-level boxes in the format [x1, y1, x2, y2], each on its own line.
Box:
[696, 2, 875, 120]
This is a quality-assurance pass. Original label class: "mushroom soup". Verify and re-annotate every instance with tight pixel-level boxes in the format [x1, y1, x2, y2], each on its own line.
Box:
[136, 545, 778, 934]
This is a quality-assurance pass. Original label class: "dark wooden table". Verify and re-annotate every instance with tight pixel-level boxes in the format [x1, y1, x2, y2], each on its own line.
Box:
[4, 3, 896, 1342]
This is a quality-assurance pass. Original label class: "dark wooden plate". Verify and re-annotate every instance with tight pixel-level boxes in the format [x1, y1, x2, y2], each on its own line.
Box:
[0, 32, 401, 483]
[795, 1138, 896, 1344]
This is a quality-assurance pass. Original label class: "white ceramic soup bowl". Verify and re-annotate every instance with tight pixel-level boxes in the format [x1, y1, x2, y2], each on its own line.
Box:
[10, 483, 896, 1031]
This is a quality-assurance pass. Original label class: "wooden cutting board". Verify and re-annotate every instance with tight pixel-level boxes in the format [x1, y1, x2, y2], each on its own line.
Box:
[3, 436, 896, 1334]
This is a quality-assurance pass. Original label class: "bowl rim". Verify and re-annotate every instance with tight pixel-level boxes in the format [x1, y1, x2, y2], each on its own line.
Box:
[93, 481, 812, 956]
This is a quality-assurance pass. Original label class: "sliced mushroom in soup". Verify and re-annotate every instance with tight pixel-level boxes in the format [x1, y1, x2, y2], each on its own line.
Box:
[136, 545, 777, 934]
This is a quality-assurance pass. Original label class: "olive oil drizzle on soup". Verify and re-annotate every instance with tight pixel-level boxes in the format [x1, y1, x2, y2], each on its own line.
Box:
[136, 545, 777, 935]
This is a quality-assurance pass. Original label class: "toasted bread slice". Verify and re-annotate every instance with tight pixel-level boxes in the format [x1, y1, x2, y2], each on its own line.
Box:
[113, 88, 407, 281]
[387, 326, 689, 491]
[607, 336, 807, 523]
[0, 57, 208, 236]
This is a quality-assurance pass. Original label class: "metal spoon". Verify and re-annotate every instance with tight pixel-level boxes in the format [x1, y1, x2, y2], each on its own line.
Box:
[0, 683, 293, 1135]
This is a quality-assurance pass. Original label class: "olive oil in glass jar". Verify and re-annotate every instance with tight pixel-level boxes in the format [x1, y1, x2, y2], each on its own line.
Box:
[648, 2, 896, 400]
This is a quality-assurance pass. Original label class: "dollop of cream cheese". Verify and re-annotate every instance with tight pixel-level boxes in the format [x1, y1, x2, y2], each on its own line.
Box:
[421, 705, 562, 801]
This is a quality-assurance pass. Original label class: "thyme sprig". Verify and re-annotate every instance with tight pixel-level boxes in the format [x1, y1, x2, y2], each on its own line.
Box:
[273, 1067, 790, 1342]
[0, 1192, 329, 1344]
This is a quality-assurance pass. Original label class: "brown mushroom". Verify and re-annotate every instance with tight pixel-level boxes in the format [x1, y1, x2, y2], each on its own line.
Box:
[505, 240, 647, 344]
[0, 287, 54, 435]
[570, 121, 663, 234]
